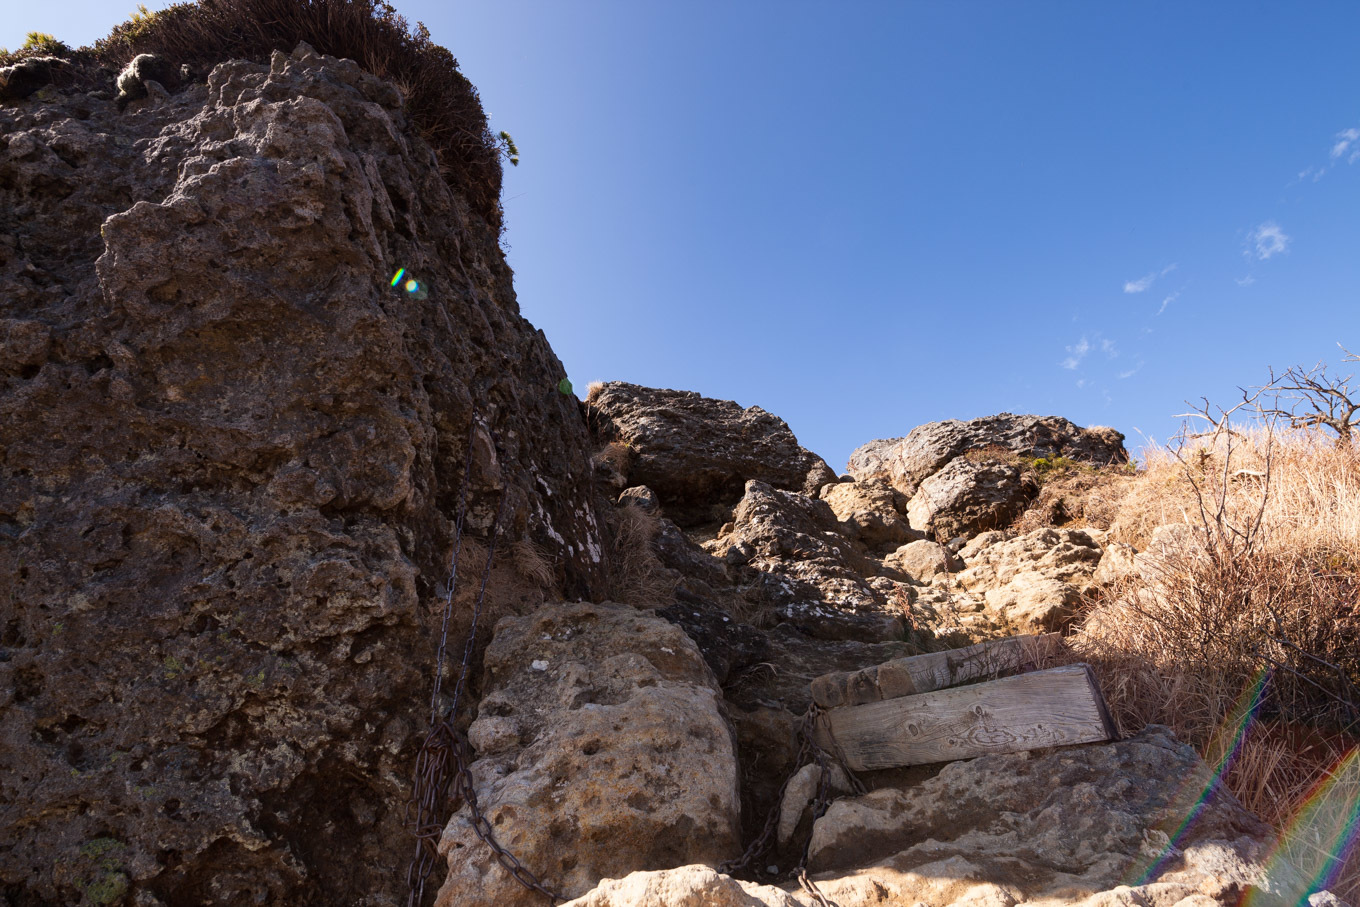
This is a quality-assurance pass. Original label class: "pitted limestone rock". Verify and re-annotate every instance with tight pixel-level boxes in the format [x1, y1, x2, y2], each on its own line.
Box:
[436, 602, 741, 907]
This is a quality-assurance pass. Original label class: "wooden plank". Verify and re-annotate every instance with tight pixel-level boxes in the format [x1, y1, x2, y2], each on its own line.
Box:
[809, 633, 1066, 710]
[813, 664, 1115, 771]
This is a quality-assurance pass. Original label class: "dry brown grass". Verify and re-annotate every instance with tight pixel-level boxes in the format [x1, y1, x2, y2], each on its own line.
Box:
[607, 503, 675, 607]
[1073, 426, 1360, 900]
[592, 440, 633, 475]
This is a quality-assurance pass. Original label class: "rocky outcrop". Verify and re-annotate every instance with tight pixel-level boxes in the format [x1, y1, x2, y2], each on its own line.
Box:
[563, 865, 800, 907]
[849, 414, 1128, 495]
[0, 44, 606, 905]
[585, 382, 837, 526]
[819, 478, 920, 551]
[886, 539, 959, 583]
[907, 458, 1039, 542]
[804, 726, 1284, 907]
[437, 602, 741, 906]
[954, 528, 1103, 632]
[709, 480, 907, 641]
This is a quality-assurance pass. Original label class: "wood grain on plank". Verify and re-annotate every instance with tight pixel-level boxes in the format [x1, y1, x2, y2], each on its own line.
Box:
[809, 633, 1066, 709]
[814, 663, 1114, 771]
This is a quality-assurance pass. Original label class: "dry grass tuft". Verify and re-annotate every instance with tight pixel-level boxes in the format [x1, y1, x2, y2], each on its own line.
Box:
[607, 503, 675, 607]
[1073, 426, 1360, 900]
[592, 440, 633, 475]
[510, 538, 556, 589]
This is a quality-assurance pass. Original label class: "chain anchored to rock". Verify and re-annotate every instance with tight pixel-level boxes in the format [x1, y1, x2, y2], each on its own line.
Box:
[719, 704, 865, 907]
[403, 415, 566, 906]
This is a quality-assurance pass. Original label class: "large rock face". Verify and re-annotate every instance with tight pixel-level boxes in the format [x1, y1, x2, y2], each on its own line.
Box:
[585, 382, 836, 526]
[0, 45, 606, 905]
[437, 602, 741, 906]
[849, 414, 1128, 495]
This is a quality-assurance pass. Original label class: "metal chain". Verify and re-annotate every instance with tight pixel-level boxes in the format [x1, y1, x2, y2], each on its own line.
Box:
[404, 417, 564, 906]
[718, 705, 864, 907]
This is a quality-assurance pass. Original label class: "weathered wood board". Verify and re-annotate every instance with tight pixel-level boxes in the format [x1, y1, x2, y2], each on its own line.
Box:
[813, 664, 1116, 771]
[809, 633, 1066, 710]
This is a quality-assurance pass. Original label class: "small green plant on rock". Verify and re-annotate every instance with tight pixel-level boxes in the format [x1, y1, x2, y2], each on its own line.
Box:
[21, 31, 71, 56]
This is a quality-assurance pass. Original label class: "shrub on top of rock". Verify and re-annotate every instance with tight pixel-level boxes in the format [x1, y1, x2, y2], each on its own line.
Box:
[87, 0, 505, 229]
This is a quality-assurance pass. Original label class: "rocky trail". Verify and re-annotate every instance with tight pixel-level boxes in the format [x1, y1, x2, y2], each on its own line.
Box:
[0, 43, 1343, 907]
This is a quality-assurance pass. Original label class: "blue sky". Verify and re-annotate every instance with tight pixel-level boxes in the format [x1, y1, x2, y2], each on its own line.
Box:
[8, 3, 1360, 469]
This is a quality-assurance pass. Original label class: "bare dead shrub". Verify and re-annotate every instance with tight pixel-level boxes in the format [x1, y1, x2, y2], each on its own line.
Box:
[607, 503, 675, 607]
[1075, 424, 1360, 900]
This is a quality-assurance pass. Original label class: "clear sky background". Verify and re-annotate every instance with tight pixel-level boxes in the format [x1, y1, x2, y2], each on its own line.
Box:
[7, 3, 1360, 469]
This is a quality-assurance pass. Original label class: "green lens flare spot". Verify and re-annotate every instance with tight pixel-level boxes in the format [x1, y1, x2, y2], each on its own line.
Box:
[557, 378, 573, 396]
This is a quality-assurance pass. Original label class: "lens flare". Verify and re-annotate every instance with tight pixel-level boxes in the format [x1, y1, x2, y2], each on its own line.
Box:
[1243, 749, 1360, 907]
[389, 268, 429, 300]
[1131, 668, 1270, 887]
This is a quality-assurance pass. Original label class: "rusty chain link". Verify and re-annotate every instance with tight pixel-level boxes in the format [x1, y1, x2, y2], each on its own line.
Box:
[719, 704, 865, 907]
[404, 416, 565, 906]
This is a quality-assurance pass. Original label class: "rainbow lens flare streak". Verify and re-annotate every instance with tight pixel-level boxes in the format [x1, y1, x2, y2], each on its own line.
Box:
[1133, 669, 1270, 888]
[1132, 667, 1360, 905]
[389, 269, 429, 300]
[1243, 749, 1360, 907]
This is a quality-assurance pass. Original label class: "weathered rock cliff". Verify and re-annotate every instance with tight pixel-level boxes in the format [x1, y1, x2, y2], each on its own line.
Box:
[1, 43, 606, 905]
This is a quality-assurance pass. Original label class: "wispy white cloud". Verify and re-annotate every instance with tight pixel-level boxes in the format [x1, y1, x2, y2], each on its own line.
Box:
[1124, 273, 1156, 294]
[1061, 336, 1090, 370]
[1294, 126, 1360, 184]
[1123, 263, 1177, 294]
[1331, 127, 1360, 160]
[1076, 378, 1087, 389]
[1156, 291, 1179, 315]
[1118, 361, 1145, 379]
[1249, 221, 1290, 260]
[1100, 338, 1118, 358]
[1236, 275, 1256, 287]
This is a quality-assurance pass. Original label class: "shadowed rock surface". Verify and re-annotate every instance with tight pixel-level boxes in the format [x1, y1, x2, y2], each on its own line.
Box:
[0, 44, 605, 906]
[585, 382, 836, 527]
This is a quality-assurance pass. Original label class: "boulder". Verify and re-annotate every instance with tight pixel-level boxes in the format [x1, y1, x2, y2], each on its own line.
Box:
[956, 528, 1104, 590]
[437, 602, 741, 907]
[907, 458, 1039, 542]
[848, 414, 1128, 495]
[618, 484, 662, 513]
[1093, 540, 1140, 586]
[0, 55, 66, 102]
[954, 528, 1104, 632]
[0, 44, 606, 905]
[885, 539, 959, 583]
[586, 382, 836, 526]
[806, 726, 1286, 907]
[561, 865, 800, 907]
[819, 478, 920, 550]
